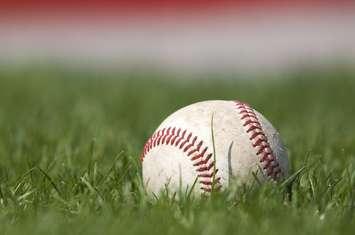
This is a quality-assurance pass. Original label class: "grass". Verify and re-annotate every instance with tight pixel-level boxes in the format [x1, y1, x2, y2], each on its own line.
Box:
[0, 66, 354, 234]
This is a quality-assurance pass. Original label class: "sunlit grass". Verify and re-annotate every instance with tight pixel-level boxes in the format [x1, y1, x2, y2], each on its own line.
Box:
[0, 67, 354, 234]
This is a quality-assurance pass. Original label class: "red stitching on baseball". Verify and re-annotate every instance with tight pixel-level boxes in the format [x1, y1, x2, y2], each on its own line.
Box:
[190, 146, 207, 160]
[179, 132, 192, 149]
[141, 127, 220, 193]
[200, 177, 221, 185]
[187, 140, 203, 156]
[161, 127, 171, 144]
[174, 129, 186, 147]
[183, 136, 197, 152]
[196, 159, 214, 172]
[170, 128, 180, 145]
[235, 101, 282, 180]
[157, 128, 166, 145]
[198, 170, 218, 179]
[165, 127, 175, 144]
[193, 153, 212, 166]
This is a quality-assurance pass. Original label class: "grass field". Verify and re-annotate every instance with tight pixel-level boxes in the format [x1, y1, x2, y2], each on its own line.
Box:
[0, 67, 354, 234]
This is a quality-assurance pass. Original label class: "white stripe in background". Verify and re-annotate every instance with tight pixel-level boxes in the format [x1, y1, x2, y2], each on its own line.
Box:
[0, 10, 355, 73]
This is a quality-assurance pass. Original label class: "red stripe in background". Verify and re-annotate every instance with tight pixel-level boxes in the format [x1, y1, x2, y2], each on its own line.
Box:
[1, 0, 354, 24]
[1, 0, 354, 11]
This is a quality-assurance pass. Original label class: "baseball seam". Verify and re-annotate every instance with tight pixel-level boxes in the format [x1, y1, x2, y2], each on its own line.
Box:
[234, 101, 282, 180]
[141, 127, 221, 193]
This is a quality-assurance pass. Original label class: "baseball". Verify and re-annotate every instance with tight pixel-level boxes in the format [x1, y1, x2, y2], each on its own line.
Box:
[141, 100, 289, 195]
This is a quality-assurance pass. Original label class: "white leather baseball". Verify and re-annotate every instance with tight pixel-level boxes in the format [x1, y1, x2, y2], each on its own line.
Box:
[141, 100, 289, 195]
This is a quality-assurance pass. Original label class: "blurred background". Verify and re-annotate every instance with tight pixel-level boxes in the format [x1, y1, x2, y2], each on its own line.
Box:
[1, 0, 355, 74]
